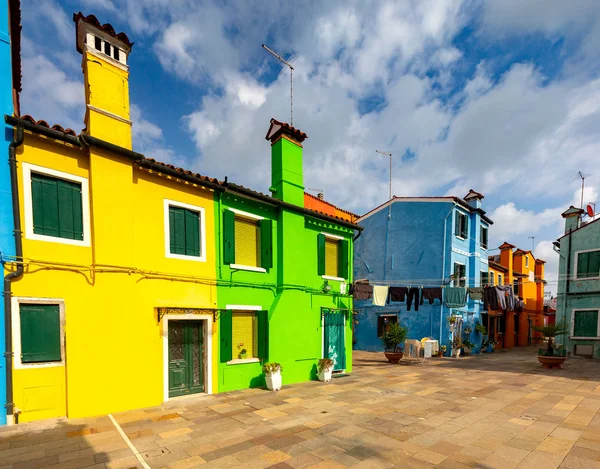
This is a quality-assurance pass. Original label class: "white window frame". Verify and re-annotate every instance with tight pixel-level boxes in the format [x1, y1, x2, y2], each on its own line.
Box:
[11, 297, 66, 370]
[479, 270, 488, 287]
[164, 199, 207, 262]
[480, 225, 488, 250]
[498, 274, 503, 285]
[23, 163, 91, 247]
[525, 256, 529, 268]
[321, 232, 345, 282]
[570, 308, 600, 340]
[453, 261, 466, 287]
[455, 210, 468, 240]
[490, 272, 495, 286]
[574, 248, 600, 280]
[227, 306, 262, 365]
[229, 209, 267, 273]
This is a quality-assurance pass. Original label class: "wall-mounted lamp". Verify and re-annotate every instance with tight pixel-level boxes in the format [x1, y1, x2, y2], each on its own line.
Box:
[322, 279, 332, 293]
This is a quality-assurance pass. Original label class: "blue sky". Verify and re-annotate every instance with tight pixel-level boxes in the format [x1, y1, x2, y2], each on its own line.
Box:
[19, 0, 600, 292]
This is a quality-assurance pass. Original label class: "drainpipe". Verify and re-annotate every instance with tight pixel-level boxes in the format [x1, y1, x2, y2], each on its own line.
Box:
[440, 205, 454, 345]
[559, 229, 572, 351]
[3, 124, 24, 424]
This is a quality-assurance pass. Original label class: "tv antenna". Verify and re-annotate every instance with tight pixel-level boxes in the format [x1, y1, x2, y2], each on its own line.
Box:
[376, 150, 393, 200]
[578, 171, 587, 209]
[528, 236, 535, 256]
[307, 188, 324, 199]
[262, 43, 296, 125]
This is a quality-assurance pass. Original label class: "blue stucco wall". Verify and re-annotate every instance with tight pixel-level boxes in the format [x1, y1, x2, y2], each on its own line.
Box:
[0, 1, 14, 425]
[555, 218, 600, 358]
[353, 199, 489, 353]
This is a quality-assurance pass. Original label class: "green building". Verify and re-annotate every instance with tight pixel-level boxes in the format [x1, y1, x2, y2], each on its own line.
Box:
[555, 206, 600, 358]
[215, 119, 360, 392]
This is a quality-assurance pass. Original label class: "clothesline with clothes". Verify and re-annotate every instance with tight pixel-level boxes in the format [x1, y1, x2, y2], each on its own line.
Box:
[352, 283, 525, 313]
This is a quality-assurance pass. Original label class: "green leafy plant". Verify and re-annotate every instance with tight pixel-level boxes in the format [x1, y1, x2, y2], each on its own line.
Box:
[317, 358, 334, 373]
[463, 327, 472, 334]
[238, 349, 247, 359]
[262, 362, 282, 374]
[448, 316, 457, 325]
[532, 321, 569, 356]
[475, 322, 487, 334]
[462, 339, 474, 349]
[381, 323, 408, 353]
[452, 336, 463, 349]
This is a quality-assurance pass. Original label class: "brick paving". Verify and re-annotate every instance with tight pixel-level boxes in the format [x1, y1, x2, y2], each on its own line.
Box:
[1, 347, 600, 468]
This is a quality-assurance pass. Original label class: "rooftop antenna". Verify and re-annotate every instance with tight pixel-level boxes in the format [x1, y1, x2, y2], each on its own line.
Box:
[262, 43, 295, 125]
[376, 150, 393, 200]
[307, 188, 324, 200]
[528, 236, 535, 256]
[578, 171, 586, 209]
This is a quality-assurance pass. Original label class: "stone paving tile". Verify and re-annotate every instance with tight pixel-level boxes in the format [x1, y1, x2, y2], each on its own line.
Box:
[2, 348, 600, 469]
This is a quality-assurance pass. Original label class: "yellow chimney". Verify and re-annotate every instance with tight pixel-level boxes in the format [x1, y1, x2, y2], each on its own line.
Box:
[73, 12, 133, 149]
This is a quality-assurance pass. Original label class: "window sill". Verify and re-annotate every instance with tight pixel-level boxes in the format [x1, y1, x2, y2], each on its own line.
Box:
[227, 358, 260, 365]
[322, 275, 345, 282]
[455, 235, 466, 241]
[573, 276, 600, 281]
[570, 337, 600, 341]
[166, 253, 206, 262]
[27, 233, 89, 247]
[231, 264, 267, 273]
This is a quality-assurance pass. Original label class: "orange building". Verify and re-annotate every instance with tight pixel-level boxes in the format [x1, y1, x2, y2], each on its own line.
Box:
[304, 192, 358, 223]
[487, 242, 546, 348]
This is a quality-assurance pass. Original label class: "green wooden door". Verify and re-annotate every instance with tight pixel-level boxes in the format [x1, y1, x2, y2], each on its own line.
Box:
[168, 321, 204, 397]
[323, 311, 346, 372]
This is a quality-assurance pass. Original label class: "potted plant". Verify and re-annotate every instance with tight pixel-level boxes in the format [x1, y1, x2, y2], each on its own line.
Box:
[263, 362, 282, 391]
[381, 322, 408, 363]
[532, 321, 569, 369]
[317, 358, 334, 382]
[238, 348, 247, 359]
[448, 316, 457, 326]
[452, 337, 463, 357]
[440, 345, 447, 357]
[462, 339, 474, 355]
[464, 326, 472, 335]
[475, 323, 487, 335]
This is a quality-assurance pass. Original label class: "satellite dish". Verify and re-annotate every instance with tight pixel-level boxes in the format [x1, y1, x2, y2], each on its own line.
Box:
[587, 204, 595, 217]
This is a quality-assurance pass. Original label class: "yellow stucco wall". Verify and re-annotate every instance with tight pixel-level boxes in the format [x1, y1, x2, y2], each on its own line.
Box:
[11, 133, 218, 422]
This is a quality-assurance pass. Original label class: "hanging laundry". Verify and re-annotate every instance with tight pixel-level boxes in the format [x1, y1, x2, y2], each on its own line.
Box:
[420, 287, 443, 305]
[467, 287, 483, 301]
[483, 286, 498, 310]
[353, 283, 373, 300]
[388, 286, 408, 303]
[444, 287, 467, 308]
[495, 285, 515, 311]
[372, 285, 389, 306]
[407, 287, 420, 311]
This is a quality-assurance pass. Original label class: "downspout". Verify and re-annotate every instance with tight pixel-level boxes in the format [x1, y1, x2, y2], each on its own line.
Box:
[3, 124, 24, 424]
[560, 228, 572, 351]
[440, 205, 454, 345]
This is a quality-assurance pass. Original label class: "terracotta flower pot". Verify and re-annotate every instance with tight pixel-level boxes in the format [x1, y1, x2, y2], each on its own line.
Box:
[537, 355, 566, 369]
[384, 352, 404, 363]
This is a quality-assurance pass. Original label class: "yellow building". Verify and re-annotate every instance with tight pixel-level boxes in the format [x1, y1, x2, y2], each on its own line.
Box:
[487, 242, 545, 349]
[5, 13, 220, 423]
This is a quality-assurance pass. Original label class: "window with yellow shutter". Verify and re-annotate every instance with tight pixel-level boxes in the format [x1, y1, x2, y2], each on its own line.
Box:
[325, 238, 340, 277]
[232, 312, 256, 358]
[234, 217, 261, 267]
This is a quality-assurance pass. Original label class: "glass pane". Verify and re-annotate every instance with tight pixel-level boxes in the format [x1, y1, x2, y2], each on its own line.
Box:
[192, 323, 202, 386]
[169, 322, 185, 362]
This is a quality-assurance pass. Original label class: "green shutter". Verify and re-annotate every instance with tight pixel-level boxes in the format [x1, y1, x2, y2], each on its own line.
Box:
[257, 310, 269, 361]
[31, 173, 59, 237]
[317, 233, 326, 275]
[574, 310, 598, 337]
[184, 209, 200, 257]
[338, 239, 349, 279]
[577, 251, 600, 278]
[260, 219, 273, 269]
[169, 207, 186, 255]
[223, 210, 235, 265]
[57, 179, 83, 240]
[220, 310, 233, 362]
[20, 304, 61, 363]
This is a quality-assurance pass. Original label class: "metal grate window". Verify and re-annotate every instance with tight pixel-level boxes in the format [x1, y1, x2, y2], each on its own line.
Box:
[234, 217, 261, 267]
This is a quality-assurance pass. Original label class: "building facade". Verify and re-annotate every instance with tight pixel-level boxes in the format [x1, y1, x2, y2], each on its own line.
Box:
[487, 243, 546, 348]
[555, 206, 600, 358]
[3, 12, 358, 424]
[353, 191, 492, 353]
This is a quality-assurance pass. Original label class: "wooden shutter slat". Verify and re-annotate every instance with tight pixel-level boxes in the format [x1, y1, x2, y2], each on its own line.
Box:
[317, 234, 326, 276]
[338, 239, 349, 279]
[257, 310, 269, 361]
[260, 219, 273, 269]
[169, 207, 186, 255]
[574, 310, 598, 337]
[220, 310, 233, 362]
[184, 209, 200, 257]
[20, 304, 61, 363]
[223, 210, 235, 265]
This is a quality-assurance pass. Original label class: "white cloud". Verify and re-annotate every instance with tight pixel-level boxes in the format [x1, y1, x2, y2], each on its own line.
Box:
[535, 240, 559, 295]
[488, 203, 562, 245]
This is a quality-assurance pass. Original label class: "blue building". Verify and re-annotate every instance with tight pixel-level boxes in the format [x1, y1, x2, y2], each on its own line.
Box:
[0, 0, 20, 425]
[353, 191, 493, 353]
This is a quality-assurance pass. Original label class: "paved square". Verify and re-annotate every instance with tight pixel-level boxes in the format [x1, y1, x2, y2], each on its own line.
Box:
[1, 348, 600, 468]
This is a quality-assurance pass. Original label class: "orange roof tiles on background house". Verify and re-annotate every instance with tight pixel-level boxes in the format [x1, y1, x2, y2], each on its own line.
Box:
[303, 192, 359, 223]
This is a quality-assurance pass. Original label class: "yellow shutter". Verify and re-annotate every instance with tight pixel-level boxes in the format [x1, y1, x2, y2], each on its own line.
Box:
[234, 217, 261, 267]
[325, 239, 339, 277]
[232, 312, 255, 358]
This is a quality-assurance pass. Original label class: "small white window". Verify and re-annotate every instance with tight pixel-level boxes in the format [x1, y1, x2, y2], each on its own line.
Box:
[525, 256, 529, 268]
[164, 199, 206, 262]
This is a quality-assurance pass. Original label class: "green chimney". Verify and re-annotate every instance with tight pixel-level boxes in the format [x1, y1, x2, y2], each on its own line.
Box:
[265, 118, 307, 207]
[561, 206, 584, 234]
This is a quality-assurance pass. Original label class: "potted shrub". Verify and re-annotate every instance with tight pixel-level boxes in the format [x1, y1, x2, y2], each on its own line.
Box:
[263, 362, 282, 391]
[382, 322, 407, 363]
[462, 339, 474, 355]
[452, 337, 463, 357]
[238, 348, 247, 359]
[532, 321, 569, 369]
[440, 345, 447, 357]
[317, 358, 334, 382]
[464, 326, 472, 335]
[475, 323, 487, 335]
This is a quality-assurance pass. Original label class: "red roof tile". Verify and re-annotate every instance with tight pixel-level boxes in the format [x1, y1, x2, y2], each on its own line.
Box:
[21, 114, 77, 136]
[73, 12, 134, 53]
[265, 118, 308, 144]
